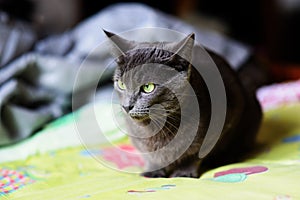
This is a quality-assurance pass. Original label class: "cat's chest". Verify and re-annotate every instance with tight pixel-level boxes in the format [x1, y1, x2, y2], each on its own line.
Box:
[128, 122, 175, 150]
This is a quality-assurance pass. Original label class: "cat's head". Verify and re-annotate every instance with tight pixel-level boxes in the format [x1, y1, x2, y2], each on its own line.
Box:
[104, 30, 195, 124]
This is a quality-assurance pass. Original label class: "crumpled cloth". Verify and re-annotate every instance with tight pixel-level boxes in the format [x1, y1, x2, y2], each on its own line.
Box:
[0, 3, 253, 146]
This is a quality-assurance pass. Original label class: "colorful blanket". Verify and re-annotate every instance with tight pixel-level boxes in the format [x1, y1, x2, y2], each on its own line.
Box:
[0, 81, 300, 200]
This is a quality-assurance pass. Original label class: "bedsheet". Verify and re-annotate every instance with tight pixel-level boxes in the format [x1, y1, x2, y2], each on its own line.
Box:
[0, 81, 300, 199]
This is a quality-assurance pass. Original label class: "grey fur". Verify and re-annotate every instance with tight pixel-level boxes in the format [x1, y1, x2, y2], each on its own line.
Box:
[104, 30, 262, 178]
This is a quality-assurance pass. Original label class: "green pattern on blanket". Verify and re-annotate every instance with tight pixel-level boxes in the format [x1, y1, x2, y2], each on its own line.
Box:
[1, 104, 300, 200]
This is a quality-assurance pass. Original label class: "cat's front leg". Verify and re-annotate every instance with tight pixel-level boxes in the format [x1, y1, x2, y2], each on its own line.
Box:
[141, 161, 170, 178]
[141, 169, 168, 178]
[169, 159, 202, 178]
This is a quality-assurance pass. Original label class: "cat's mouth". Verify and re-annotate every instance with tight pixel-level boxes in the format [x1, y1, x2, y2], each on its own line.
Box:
[129, 112, 150, 122]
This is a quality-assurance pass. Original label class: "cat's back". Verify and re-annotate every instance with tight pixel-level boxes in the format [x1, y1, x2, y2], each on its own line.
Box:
[192, 46, 263, 166]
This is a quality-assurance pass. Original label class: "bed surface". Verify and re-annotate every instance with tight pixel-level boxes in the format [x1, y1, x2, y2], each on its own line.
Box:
[0, 87, 299, 199]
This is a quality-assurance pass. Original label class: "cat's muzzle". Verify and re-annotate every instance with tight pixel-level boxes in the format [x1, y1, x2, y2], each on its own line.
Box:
[128, 111, 150, 121]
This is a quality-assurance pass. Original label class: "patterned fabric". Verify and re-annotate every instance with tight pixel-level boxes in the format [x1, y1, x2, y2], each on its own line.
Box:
[0, 80, 299, 199]
[0, 169, 35, 195]
[257, 79, 300, 110]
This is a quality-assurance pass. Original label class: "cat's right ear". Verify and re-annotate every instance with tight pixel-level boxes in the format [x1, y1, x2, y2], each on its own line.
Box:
[103, 29, 135, 59]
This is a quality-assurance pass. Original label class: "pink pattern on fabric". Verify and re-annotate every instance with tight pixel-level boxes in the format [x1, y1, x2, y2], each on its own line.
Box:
[128, 184, 176, 195]
[214, 166, 268, 178]
[0, 168, 35, 195]
[102, 145, 144, 169]
[274, 194, 292, 200]
[257, 80, 300, 110]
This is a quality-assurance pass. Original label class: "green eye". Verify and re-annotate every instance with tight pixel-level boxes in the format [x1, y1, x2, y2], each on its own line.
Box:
[117, 80, 126, 90]
[142, 83, 155, 93]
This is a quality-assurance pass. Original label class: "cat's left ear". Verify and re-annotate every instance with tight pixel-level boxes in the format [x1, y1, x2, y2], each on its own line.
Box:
[103, 29, 136, 59]
[169, 33, 195, 62]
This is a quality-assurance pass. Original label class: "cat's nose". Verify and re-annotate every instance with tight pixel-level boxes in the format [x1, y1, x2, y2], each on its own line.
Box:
[122, 105, 133, 113]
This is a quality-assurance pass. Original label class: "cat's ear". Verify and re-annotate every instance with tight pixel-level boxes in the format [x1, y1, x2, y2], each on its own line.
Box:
[103, 29, 136, 58]
[169, 33, 195, 62]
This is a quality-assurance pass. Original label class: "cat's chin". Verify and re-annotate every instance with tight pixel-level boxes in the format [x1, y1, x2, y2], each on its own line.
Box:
[130, 116, 151, 126]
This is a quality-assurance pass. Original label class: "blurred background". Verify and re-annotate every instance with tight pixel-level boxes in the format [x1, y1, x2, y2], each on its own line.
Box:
[1, 0, 300, 81]
[1, 0, 300, 146]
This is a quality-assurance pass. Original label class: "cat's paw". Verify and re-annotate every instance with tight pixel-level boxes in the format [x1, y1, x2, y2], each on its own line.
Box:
[141, 169, 167, 178]
[169, 168, 200, 178]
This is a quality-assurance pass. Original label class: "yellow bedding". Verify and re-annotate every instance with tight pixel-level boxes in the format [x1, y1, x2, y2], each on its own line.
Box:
[1, 102, 300, 200]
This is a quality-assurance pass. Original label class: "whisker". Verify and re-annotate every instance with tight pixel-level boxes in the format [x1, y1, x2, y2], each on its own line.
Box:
[151, 109, 186, 119]
[150, 113, 201, 131]
[151, 118, 169, 138]
[150, 113, 178, 136]
[150, 108, 200, 123]
[151, 117, 164, 131]
[163, 122, 177, 136]
[131, 112, 149, 114]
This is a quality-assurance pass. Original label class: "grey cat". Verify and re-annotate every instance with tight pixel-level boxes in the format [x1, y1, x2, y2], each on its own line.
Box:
[104, 30, 262, 178]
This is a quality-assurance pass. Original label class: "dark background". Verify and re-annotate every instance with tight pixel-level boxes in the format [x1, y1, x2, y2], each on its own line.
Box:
[1, 0, 300, 79]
